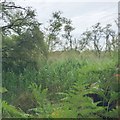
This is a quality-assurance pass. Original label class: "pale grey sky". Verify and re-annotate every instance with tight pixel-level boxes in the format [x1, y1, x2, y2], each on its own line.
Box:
[14, 0, 118, 38]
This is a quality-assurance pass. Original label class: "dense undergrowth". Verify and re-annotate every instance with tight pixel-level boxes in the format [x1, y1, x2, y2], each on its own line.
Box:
[2, 52, 120, 119]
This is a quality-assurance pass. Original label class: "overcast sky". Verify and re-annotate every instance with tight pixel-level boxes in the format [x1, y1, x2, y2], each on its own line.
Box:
[14, 0, 118, 38]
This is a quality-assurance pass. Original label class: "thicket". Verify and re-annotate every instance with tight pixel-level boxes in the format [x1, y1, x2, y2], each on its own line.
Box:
[1, 1, 119, 119]
[2, 56, 119, 118]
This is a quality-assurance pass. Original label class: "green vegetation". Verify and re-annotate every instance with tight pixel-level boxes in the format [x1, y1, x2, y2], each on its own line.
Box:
[1, 1, 119, 119]
[2, 53, 119, 118]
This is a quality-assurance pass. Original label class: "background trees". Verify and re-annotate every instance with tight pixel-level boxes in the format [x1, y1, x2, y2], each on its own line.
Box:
[90, 23, 103, 57]
[62, 19, 75, 50]
[1, 0, 118, 73]
[45, 11, 118, 56]
[103, 24, 118, 53]
[45, 11, 63, 51]
[45, 11, 75, 51]
[78, 30, 92, 52]
[2, 1, 47, 72]
[1, 1, 39, 35]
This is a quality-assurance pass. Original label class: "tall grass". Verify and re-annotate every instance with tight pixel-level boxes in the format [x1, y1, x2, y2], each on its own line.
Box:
[2, 51, 119, 118]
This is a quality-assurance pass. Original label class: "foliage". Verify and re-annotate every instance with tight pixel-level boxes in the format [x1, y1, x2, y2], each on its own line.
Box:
[1, 87, 30, 118]
[2, 53, 119, 118]
[45, 11, 64, 51]
[2, 1, 47, 72]
[62, 19, 75, 50]
[50, 57, 119, 118]
[1, 1, 40, 35]
[2, 26, 47, 72]
[28, 83, 53, 118]
[1, 1, 119, 119]
[2, 101, 31, 118]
